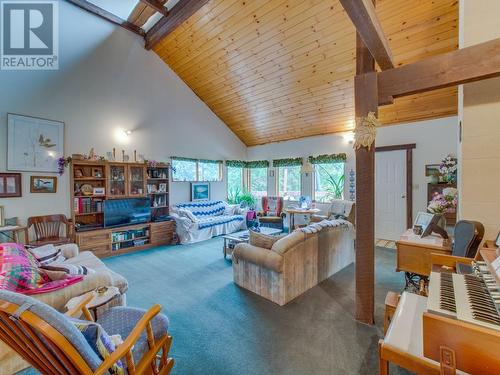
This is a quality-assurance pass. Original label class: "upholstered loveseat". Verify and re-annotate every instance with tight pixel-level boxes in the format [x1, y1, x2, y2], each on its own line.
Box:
[0, 243, 128, 375]
[171, 200, 247, 244]
[232, 220, 355, 305]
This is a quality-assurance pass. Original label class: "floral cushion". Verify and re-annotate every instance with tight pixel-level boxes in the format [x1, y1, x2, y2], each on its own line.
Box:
[71, 318, 124, 375]
[0, 243, 83, 295]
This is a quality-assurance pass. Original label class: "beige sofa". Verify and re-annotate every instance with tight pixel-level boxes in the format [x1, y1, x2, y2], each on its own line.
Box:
[0, 244, 128, 375]
[232, 222, 355, 305]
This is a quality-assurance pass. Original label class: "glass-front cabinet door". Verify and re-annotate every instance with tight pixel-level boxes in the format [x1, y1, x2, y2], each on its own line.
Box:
[128, 165, 146, 197]
[107, 164, 127, 197]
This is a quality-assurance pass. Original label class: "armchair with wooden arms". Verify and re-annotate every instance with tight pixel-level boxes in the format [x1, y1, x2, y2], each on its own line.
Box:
[0, 290, 174, 375]
[27, 214, 74, 246]
[257, 196, 286, 230]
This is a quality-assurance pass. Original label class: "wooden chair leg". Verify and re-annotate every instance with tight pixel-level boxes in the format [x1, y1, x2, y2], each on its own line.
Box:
[379, 340, 389, 375]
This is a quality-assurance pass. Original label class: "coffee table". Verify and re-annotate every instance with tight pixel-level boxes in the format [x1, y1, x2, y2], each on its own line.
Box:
[222, 227, 282, 259]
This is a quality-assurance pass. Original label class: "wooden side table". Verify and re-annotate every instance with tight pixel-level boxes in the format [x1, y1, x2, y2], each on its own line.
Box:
[396, 231, 451, 292]
[65, 286, 120, 320]
[0, 225, 29, 244]
[284, 208, 321, 231]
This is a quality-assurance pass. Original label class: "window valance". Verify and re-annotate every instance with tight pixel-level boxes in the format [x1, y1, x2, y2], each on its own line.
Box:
[171, 157, 222, 164]
[246, 160, 269, 168]
[226, 160, 269, 168]
[226, 160, 247, 168]
[308, 153, 347, 164]
[272, 157, 303, 167]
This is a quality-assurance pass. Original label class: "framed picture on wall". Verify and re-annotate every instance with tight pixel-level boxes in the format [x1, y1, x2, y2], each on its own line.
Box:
[30, 176, 57, 193]
[425, 164, 440, 176]
[0, 173, 22, 198]
[191, 182, 210, 201]
[7, 113, 64, 172]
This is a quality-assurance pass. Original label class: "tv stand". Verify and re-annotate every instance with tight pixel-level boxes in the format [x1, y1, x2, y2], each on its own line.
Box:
[75, 221, 176, 258]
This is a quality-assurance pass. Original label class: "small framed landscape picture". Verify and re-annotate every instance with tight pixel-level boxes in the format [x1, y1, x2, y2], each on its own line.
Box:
[30, 176, 57, 193]
[93, 187, 105, 196]
[425, 164, 440, 176]
[191, 182, 210, 201]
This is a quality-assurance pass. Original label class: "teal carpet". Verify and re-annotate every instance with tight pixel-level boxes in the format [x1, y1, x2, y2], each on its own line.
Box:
[18, 239, 409, 374]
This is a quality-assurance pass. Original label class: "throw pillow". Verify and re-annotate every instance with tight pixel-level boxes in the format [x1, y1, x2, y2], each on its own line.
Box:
[178, 208, 197, 222]
[0, 243, 49, 292]
[70, 318, 124, 375]
[28, 244, 66, 266]
[224, 205, 237, 215]
[249, 230, 280, 250]
[41, 264, 95, 276]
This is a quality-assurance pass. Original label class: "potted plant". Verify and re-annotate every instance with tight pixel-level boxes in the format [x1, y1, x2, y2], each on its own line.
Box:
[439, 155, 458, 184]
[427, 187, 458, 217]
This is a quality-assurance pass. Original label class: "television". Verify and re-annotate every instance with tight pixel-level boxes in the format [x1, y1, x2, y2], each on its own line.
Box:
[104, 198, 151, 228]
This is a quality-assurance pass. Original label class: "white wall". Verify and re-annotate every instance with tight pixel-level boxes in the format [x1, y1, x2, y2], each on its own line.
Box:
[248, 116, 459, 220]
[0, 1, 246, 224]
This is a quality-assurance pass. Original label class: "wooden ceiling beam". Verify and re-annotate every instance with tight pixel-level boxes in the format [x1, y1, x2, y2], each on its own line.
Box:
[145, 0, 211, 50]
[64, 0, 145, 36]
[139, 0, 169, 17]
[128, 0, 167, 27]
[339, 0, 394, 70]
[378, 37, 500, 105]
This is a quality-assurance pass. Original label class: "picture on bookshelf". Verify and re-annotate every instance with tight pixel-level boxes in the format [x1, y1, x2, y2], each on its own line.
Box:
[93, 187, 105, 196]
[92, 168, 103, 178]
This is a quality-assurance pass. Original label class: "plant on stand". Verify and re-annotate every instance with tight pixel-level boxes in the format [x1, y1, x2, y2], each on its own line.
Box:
[439, 155, 458, 184]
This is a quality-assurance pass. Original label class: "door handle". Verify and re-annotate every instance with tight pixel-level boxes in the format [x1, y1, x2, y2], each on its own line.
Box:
[401, 194, 406, 199]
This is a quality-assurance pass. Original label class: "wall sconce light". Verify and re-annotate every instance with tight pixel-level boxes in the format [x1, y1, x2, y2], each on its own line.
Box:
[123, 130, 133, 136]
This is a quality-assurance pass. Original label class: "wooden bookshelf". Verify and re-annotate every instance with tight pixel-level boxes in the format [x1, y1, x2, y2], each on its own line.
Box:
[70, 159, 176, 257]
[146, 163, 170, 221]
[70, 160, 170, 229]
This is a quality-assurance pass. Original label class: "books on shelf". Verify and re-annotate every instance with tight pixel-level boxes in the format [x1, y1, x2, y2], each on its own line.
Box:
[74, 197, 104, 214]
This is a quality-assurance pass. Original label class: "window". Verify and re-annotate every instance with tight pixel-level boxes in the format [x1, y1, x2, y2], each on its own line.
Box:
[249, 167, 268, 199]
[227, 166, 244, 202]
[172, 158, 222, 181]
[314, 163, 345, 202]
[198, 161, 221, 182]
[172, 159, 197, 181]
[277, 165, 302, 201]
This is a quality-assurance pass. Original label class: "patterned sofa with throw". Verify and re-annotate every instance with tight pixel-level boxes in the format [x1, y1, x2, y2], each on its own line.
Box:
[171, 200, 247, 244]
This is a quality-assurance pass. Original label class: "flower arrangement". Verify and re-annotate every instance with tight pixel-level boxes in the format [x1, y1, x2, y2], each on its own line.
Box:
[57, 156, 72, 176]
[439, 155, 458, 184]
[427, 187, 458, 214]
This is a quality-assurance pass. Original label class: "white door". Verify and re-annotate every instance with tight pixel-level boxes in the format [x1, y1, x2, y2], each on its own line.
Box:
[375, 150, 407, 241]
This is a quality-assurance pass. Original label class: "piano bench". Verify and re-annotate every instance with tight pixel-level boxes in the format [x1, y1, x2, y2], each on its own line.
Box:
[384, 291, 400, 334]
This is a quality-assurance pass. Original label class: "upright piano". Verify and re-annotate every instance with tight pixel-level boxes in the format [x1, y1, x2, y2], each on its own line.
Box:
[379, 248, 500, 374]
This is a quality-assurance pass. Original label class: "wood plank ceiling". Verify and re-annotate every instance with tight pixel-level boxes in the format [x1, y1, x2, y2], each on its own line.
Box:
[153, 0, 458, 146]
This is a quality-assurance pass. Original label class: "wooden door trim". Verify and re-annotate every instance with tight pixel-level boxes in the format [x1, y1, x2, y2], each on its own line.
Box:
[375, 144, 415, 229]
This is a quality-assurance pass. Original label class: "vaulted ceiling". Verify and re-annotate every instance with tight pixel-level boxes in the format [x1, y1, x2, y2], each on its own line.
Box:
[152, 0, 458, 146]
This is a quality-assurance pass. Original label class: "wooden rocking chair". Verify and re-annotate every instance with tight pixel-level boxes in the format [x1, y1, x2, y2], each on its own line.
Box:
[0, 290, 174, 375]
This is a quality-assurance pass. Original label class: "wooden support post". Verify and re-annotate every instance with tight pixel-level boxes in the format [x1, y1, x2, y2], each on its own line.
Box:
[355, 31, 378, 324]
